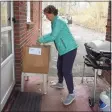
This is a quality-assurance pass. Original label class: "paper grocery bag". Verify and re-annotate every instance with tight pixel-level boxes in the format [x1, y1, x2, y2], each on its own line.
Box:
[22, 45, 51, 74]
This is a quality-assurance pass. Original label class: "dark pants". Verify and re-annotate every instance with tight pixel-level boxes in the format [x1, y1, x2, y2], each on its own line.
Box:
[57, 49, 77, 94]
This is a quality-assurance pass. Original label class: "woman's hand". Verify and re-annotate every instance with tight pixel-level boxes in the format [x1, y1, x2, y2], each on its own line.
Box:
[36, 39, 41, 45]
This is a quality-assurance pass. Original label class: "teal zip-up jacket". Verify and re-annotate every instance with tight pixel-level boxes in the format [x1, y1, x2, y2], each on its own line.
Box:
[38, 16, 78, 56]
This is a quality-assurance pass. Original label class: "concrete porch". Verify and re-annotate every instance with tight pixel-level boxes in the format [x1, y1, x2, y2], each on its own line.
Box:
[3, 75, 109, 112]
[24, 76, 109, 111]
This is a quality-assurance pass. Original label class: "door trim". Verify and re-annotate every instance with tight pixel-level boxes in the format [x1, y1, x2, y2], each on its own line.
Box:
[11, 1, 15, 81]
[1, 54, 14, 68]
[1, 26, 12, 32]
[0, 1, 15, 111]
[0, 82, 15, 110]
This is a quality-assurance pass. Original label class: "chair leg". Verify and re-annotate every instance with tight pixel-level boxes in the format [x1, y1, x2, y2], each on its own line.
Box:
[21, 72, 24, 92]
[81, 62, 86, 83]
[43, 74, 47, 94]
[47, 74, 49, 83]
[25, 76, 29, 81]
[93, 69, 97, 103]
[46, 74, 48, 93]
[96, 70, 98, 84]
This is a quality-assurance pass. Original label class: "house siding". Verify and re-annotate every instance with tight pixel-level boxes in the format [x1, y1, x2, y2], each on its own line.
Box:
[14, 1, 42, 87]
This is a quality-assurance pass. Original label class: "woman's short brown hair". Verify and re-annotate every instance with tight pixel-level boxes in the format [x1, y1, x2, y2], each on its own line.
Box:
[44, 5, 58, 16]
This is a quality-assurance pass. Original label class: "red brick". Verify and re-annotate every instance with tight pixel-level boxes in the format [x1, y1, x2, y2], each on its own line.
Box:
[104, 1, 111, 84]
[15, 15, 19, 20]
[14, 1, 41, 87]
[14, 6, 19, 10]
[14, 2, 20, 6]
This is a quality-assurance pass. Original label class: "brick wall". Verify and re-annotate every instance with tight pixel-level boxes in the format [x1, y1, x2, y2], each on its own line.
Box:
[103, 1, 111, 84]
[14, 1, 42, 87]
[106, 1, 111, 42]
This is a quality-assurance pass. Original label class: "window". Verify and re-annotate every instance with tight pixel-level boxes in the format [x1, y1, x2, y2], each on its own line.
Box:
[1, 2, 12, 63]
[1, 2, 11, 27]
[1, 31, 12, 63]
[27, 1, 31, 22]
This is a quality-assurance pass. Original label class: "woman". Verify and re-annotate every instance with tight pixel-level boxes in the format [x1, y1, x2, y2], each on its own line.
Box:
[37, 5, 78, 105]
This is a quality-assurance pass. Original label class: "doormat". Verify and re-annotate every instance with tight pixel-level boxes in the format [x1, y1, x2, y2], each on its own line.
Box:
[10, 92, 42, 112]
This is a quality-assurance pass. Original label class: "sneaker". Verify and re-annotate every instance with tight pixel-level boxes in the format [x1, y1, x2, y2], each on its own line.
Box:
[50, 82, 64, 89]
[62, 93, 75, 105]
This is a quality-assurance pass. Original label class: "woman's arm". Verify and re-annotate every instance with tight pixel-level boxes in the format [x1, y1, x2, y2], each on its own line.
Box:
[38, 20, 64, 43]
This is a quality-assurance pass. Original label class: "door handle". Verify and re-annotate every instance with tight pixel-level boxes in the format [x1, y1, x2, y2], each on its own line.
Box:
[12, 17, 16, 23]
[8, 17, 11, 21]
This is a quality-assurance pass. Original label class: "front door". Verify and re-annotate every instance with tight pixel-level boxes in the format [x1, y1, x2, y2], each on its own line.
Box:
[1, 2, 15, 110]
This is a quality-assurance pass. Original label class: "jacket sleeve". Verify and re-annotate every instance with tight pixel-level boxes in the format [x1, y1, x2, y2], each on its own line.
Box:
[38, 20, 64, 43]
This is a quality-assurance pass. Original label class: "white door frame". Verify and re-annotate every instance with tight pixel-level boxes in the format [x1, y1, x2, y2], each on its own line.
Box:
[1, 1, 15, 110]
[1, 2, 15, 69]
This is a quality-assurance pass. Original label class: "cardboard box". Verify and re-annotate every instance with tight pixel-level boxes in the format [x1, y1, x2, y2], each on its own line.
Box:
[22, 45, 51, 74]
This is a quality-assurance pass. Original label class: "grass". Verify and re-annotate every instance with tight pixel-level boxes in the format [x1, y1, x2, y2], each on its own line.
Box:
[71, 2, 109, 33]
